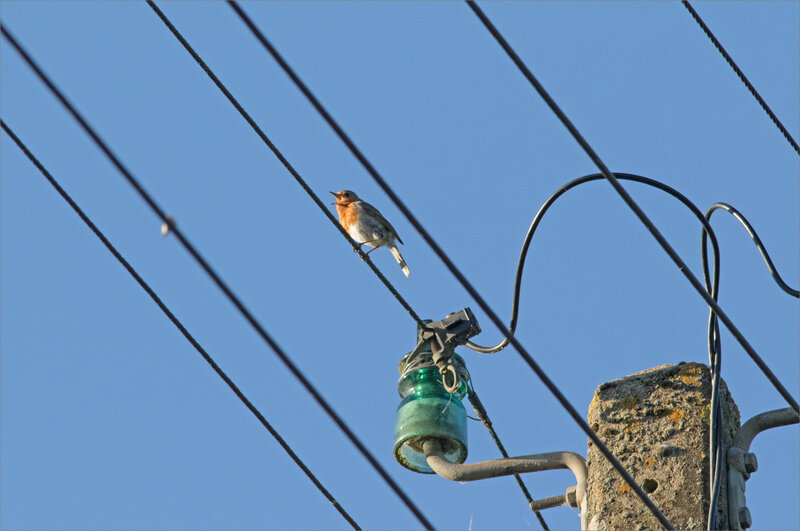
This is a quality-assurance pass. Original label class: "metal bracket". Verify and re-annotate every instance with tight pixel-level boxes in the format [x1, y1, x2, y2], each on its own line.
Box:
[423, 439, 589, 529]
[727, 408, 798, 530]
[421, 308, 481, 357]
[529, 484, 579, 511]
[418, 308, 481, 393]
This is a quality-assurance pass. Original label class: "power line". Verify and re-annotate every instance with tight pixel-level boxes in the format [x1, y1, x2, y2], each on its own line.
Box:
[485, 173, 799, 530]
[466, 171, 794, 527]
[221, 3, 673, 528]
[143, 3, 543, 526]
[1, 119, 361, 531]
[463, 0, 799, 418]
[0, 25, 434, 531]
[465, 3, 798, 524]
[144, 0, 426, 332]
[681, 0, 800, 156]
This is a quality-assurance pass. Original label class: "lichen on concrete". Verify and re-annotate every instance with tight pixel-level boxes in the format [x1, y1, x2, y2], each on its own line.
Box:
[585, 362, 740, 530]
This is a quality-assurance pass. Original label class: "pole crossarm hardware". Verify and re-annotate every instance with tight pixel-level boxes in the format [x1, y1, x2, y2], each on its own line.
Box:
[423, 439, 589, 530]
[422, 308, 482, 358]
[406, 308, 482, 394]
[727, 408, 799, 530]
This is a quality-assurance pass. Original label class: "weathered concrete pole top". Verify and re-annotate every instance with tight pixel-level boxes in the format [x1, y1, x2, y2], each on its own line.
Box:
[586, 362, 740, 531]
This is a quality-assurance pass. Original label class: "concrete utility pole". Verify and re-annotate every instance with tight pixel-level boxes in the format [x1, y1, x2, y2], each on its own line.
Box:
[585, 362, 740, 530]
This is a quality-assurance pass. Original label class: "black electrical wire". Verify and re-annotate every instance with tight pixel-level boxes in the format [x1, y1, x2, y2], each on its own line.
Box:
[704, 203, 799, 299]
[681, 0, 800, 156]
[464, 176, 797, 351]
[143, 1, 427, 332]
[473, 4, 800, 526]
[464, 174, 725, 353]
[458, 171, 727, 529]
[143, 3, 539, 526]
[464, 0, 799, 419]
[700, 202, 799, 530]
[1, 119, 361, 531]
[0, 26, 434, 531]
[702, 245, 723, 531]
[222, 4, 673, 529]
[225, 3, 797, 528]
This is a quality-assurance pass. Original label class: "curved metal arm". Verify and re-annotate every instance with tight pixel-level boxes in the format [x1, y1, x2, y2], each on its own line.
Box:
[423, 439, 588, 529]
[728, 408, 799, 530]
[732, 407, 798, 453]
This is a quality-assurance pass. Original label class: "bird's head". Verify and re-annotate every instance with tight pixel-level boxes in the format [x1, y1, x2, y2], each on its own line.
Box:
[330, 190, 359, 205]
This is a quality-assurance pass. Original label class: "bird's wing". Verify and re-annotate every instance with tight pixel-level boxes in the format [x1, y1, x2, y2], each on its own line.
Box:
[361, 201, 404, 245]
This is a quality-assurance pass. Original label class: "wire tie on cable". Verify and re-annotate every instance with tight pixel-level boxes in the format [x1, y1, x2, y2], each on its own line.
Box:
[161, 214, 176, 237]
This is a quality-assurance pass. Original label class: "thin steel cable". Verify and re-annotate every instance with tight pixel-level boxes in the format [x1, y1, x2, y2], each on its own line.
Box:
[223, 4, 673, 529]
[1, 119, 361, 531]
[0, 26, 434, 531]
[466, 385, 549, 530]
[144, 1, 426, 332]
[681, 0, 800, 156]
[464, 0, 799, 419]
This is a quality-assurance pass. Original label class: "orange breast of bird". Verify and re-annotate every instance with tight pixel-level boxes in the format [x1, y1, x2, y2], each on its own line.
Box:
[336, 202, 360, 233]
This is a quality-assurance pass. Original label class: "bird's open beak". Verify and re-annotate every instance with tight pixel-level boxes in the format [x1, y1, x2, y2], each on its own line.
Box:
[330, 191, 339, 205]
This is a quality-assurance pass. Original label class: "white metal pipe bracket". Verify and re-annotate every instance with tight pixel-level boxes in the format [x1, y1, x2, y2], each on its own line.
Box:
[423, 439, 589, 529]
[727, 408, 798, 530]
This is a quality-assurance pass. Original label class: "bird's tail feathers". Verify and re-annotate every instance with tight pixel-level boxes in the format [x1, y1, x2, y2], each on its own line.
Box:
[390, 245, 410, 278]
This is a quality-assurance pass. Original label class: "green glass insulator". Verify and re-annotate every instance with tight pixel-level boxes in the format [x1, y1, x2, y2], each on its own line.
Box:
[393, 363, 468, 474]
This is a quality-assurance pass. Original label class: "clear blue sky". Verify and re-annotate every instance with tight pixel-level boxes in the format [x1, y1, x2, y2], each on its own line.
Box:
[2, 1, 797, 530]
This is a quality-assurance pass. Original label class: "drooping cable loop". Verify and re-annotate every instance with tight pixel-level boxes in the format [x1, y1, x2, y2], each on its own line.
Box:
[461, 172, 797, 528]
[464, 173, 722, 353]
[464, 176, 798, 354]
[2, 120, 362, 531]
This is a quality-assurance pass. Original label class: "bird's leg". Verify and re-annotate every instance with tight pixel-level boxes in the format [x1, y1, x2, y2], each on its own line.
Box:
[354, 239, 377, 253]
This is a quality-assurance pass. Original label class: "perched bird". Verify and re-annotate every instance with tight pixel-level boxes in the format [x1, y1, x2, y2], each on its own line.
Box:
[330, 190, 409, 277]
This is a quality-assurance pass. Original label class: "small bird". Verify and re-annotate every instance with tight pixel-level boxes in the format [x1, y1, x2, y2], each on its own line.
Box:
[330, 190, 409, 277]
